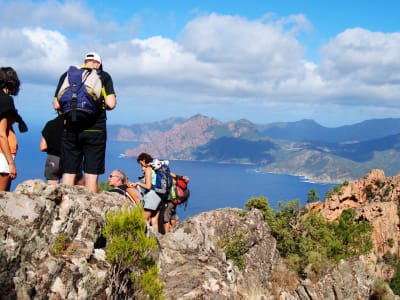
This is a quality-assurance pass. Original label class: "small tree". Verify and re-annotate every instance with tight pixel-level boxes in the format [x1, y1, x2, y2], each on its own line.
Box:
[98, 180, 111, 192]
[245, 196, 274, 221]
[307, 188, 319, 203]
[245, 197, 373, 278]
[103, 205, 164, 299]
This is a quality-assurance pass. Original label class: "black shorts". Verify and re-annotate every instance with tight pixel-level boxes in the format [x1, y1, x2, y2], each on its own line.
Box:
[44, 154, 61, 180]
[61, 129, 106, 175]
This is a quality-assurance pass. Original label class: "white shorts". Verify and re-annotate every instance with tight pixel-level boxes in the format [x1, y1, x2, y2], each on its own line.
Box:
[0, 153, 15, 174]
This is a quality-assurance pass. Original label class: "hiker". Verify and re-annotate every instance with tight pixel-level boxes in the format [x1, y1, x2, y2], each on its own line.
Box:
[39, 114, 64, 184]
[164, 173, 189, 233]
[0, 67, 28, 191]
[108, 169, 142, 206]
[40, 114, 85, 185]
[53, 52, 116, 193]
[131, 152, 162, 232]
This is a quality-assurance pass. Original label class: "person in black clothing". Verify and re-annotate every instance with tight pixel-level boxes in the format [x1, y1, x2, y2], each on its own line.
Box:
[53, 52, 116, 193]
[40, 114, 64, 184]
[40, 113, 84, 185]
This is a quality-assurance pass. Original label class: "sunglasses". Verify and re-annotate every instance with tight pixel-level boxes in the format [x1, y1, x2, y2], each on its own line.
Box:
[109, 174, 120, 178]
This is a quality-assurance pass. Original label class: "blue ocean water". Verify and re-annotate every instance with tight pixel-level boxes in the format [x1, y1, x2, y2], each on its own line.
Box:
[13, 129, 336, 220]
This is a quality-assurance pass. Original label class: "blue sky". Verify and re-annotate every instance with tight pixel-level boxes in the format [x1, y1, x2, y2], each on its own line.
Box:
[2, 0, 400, 128]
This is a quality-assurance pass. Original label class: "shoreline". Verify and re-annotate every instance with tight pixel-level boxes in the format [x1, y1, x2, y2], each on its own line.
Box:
[119, 156, 343, 185]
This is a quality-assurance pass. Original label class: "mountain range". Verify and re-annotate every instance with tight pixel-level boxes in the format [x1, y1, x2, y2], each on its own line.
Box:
[108, 115, 400, 183]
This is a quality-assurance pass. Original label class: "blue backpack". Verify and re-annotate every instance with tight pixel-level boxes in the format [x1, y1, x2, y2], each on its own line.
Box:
[151, 159, 173, 198]
[57, 66, 102, 122]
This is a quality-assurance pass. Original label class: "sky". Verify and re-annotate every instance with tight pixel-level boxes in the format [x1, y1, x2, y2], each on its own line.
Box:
[1, 0, 400, 128]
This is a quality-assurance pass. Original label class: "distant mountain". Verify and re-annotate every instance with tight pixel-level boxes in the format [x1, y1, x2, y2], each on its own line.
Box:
[258, 118, 400, 143]
[108, 117, 186, 142]
[193, 137, 276, 164]
[109, 115, 400, 183]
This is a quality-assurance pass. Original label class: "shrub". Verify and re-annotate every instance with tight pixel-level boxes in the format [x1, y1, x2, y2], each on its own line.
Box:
[245, 198, 373, 278]
[51, 234, 68, 256]
[245, 196, 274, 221]
[372, 279, 394, 299]
[98, 180, 111, 192]
[224, 231, 249, 270]
[307, 188, 319, 203]
[365, 184, 374, 200]
[390, 264, 400, 295]
[103, 205, 164, 299]
[331, 209, 373, 260]
[325, 181, 348, 198]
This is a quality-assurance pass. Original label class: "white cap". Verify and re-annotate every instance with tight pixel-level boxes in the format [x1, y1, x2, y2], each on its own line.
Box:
[84, 52, 102, 64]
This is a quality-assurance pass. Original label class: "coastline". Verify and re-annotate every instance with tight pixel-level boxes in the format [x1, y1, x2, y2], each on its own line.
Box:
[120, 154, 345, 185]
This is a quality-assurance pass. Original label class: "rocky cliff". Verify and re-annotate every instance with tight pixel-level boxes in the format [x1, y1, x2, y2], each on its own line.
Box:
[308, 169, 400, 259]
[0, 177, 399, 299]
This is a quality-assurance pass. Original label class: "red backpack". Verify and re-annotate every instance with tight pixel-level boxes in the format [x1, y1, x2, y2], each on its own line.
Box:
[170, 175, 190, 208]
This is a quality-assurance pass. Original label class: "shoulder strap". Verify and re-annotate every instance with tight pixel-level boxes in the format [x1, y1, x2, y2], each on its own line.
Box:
[110, 186, 139, 206]
[125, 187, 141, 205]
[110, 187, 125, 195]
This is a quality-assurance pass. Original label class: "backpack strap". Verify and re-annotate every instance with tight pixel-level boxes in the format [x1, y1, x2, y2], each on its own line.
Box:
[125, 187, 142, 206]
[110, 186, 140, 206]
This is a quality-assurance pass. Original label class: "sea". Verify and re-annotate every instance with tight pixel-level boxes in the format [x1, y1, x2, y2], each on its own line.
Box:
[12, 126, 336, 221]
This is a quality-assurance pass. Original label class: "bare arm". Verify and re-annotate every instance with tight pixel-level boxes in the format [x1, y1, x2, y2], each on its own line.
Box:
[134, 166, 152, 191]
[105, 94, 116, 110]
[53, 97, 60, 111]
[39, 136, 48, 152]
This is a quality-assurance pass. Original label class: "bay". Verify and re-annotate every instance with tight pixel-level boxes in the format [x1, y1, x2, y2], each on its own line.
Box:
[12, 130, 336, 221]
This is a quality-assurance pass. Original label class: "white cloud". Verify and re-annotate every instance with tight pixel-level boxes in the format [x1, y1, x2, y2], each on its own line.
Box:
[318, 28, 400, 105]
[320, 28, 400, 83]
[2, 1, 400, 126]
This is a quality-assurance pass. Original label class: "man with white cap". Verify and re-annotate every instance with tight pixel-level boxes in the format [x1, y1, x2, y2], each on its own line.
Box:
[53, 51, 116, 193]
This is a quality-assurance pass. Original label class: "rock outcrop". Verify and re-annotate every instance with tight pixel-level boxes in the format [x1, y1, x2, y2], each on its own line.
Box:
[308, 169, 400, 259]
[1, 176, 400, 299]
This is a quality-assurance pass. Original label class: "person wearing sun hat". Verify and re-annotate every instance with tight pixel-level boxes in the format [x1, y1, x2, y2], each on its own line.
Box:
[53, 51, 117, 193]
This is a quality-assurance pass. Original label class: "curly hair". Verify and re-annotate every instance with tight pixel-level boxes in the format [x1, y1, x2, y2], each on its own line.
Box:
[0, 67, 20, 96]
[136, 152, 153, 164]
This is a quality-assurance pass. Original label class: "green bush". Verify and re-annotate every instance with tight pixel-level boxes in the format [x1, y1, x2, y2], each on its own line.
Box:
[373, 279, 394, 299]
[307, 188, 319, 203]
[224, 231, 249, 270]
[365, 184, 374, 200]
[98, 180, 111, 192]
[390, 265, 400, 295]
[245, 197, 373, 277]
[103, 205, 164, 299]
[51, 234, 68, 256]
[244, 196, 274, 220]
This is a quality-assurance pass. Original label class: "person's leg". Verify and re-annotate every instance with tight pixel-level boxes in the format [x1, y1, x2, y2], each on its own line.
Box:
[144, 210, 152, 222]
[164, 221, 171, 233]
[61, 131, 82, 187]
[0, 154, 12, 191]
[62, 173, 77, 186]
[84, 173, 99, 193]
[0, 174, 11, 191]
[163, 202, 174, 233]
[74, 168, 85, 186]
[82, 131, 105, 193]
[151, 210, 160, 232]
[170, 214, 179, 227]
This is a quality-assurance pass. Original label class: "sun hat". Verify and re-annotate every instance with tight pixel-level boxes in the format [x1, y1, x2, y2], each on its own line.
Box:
[84, 52, 102, 64]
